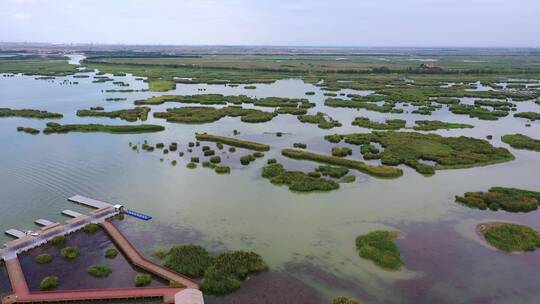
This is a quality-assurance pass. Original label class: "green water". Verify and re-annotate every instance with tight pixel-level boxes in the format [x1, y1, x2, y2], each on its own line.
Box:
[1, 70, 540, 303]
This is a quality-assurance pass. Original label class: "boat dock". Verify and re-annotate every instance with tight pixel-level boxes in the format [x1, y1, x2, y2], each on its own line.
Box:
[61, 209, 84, 218]
[68, 195, 114, 209]
[34, 219, 57, 227]
[4, 229, 26, 239]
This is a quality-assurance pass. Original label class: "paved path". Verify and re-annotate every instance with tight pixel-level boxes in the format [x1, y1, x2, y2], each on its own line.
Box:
[100, 221, 199, 289]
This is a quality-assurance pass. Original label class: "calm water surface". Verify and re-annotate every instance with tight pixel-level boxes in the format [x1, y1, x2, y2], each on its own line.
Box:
[1, 70, 540, 303]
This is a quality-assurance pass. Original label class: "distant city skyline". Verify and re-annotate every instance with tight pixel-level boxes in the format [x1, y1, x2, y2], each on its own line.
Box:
[0, 0, 539, 47]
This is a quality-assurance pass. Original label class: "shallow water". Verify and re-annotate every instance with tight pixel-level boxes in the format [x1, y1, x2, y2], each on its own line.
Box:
[1, 72, 540, 303]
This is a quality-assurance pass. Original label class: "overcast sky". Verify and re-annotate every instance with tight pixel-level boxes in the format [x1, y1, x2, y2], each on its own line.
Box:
[0, 0, 538, 47]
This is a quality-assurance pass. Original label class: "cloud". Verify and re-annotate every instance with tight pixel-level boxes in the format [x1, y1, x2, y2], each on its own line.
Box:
[13, 13, 31, 19]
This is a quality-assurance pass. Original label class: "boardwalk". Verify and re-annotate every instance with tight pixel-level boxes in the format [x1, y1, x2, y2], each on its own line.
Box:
[3, 287, 184, 303]
[100, 221, 199, 289]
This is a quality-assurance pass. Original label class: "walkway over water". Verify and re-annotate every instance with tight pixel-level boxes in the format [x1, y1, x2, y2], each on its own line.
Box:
[100, 221, 199, 289]
[68, 195, 114, 209]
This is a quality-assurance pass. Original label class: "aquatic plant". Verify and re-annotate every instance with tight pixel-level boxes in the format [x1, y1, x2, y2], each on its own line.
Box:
[40, 276, 59, 290]
[50, 235, 66, 246]
[342, 175, 356, 183]
[104, 248, 119, 259]
[214, 166, 231, 174]
[332, 296, 359, 304]
[413, 120, 474, 131]
[83, 223, 99, 233]
[501, 134, 540, 151]
[196, 133, 270, 151]
[154, 106, 276, 124]
[210, 156, 221, 163]
[35, 253, 53, 264]
[514, 112, 540, 121]
[16, 126, 40, 135]
[316, 165, 349, 178]
[282, 148, 403, 178]
[61, 247, 80, 260]
[164, 245, 213, 277]
[297, 112, 342, 129]
[187, 162, 197, 169]
[88, 264, 112, 278]
[455, 187, 540, 212]
[43, 123, 165, 134]
[352, 116, 406, 130]
[135, 273, 152, 287]
[482, 223, 540, 252]
[331, 131, 514, 176]
[0, 108, 63, 119]
[240, 154, 256, 165]
[356, 230, 403, 270]
[201, 251, 268, 295]
[293, 142, 307, 149]
[332, 147, 352, 157]
[261, 162, 339, 192]
[190, 157, 200, 163]
[76, 107, 150, 122]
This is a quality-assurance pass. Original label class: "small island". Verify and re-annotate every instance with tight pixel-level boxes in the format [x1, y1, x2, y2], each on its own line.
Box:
[455, 187, 540, 212]
[478, 222, 540, 252]
[355, 230, 403, 270]
[501, 134, 540, 151]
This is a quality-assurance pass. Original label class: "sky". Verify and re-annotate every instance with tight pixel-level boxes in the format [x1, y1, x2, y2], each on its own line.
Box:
[0, 0, 539, 47]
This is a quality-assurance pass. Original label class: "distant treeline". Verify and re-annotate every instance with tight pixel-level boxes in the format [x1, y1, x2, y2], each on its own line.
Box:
[83, 50, 202, 59]
[84, 58, 540, 75]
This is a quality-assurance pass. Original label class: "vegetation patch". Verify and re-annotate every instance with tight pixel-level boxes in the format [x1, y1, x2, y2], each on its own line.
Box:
[356, 230, 403, 270]
[316, 165, 349, 178]
[329, 131, 514, 176]
[196, 133, 270, 151]
[352, 116, 405, 130]
[16, 126, 40, 134]
[35, 253, 53, 264]
[481, 223, 540, 252]
[261, 162, 339, 192]
[502, 134, 540, 151]
[0, 108, 63, 119]
[148, 79, 176, 91]
[135, 273, 152, 287]
[413, 120, 474, 131]
[154, 106, 276, 124]
[282, 148, 403, 178]
[88, 264, 112, 278]
[40, 276, 59, 290]
[455, 187, 540, 212]
[332, 296, 359, 304]
[50, 235, 66, 246]
[514, 112, 540, 121]
[61, 247, 81, 260]
[297, 112, 342, 129]
[162, 244, 268, 296]
[43, 122, 164, 134]
[104, 248, 119, 258]
[83, 223, 100, 233]
[164, 244, 213, 277]
[76, 107, 150, 122]
[201, 251, 268, 295]
[332, 147, 352, 157]
[135, 94, 312, 108]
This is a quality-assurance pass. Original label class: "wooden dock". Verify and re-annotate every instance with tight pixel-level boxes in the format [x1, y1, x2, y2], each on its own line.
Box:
[68, 195, 114, 209]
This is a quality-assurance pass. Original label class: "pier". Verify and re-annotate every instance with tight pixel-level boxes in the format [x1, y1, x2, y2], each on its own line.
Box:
[1, 195, 203, 304]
